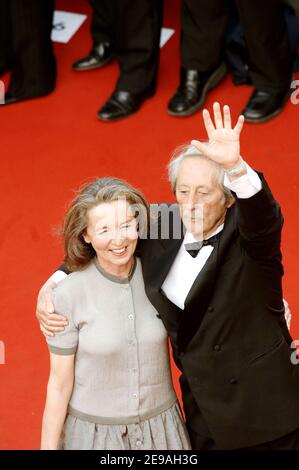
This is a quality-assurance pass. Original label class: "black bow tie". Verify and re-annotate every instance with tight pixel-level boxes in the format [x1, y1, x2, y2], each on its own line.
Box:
[184, 233, 221, 258]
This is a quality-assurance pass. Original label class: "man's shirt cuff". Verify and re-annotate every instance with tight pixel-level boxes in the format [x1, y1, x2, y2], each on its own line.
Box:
[224, 162, 262, 199]
[50, 270, 68, 285]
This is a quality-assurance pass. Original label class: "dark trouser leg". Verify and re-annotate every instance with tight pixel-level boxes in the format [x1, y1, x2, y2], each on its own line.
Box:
[235, 0, 292, 93]
[240, 427, 299, 450]
[114, 0, 163, 95]
[0, 0, 12, 74]
[89, 0, 115, 46]
[9, 0, 56, 97]
[181, 0, 229, 71]
[187, 424, 218, 451]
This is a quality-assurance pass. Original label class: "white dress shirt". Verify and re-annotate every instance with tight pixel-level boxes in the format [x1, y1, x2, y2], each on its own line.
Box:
[161, 162, 262, 310]
[50, 269, 68, 284]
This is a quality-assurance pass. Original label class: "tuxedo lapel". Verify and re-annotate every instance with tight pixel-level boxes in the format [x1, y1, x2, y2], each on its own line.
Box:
[149, 204, 185, 292]
[140, 234, 184, 343]
[157, 237, 183, 286]
[141, 204, 185, 329]
[178, 205, 238, 352]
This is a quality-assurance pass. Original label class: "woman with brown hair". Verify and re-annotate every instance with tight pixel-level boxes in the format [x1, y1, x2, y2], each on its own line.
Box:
[41, 177, 190, 450]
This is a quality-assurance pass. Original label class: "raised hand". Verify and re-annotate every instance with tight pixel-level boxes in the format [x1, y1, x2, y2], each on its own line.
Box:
[191, 102, 244, 169]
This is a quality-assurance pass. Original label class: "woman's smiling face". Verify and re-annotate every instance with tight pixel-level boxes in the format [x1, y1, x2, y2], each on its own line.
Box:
[83, 199, 138, 276]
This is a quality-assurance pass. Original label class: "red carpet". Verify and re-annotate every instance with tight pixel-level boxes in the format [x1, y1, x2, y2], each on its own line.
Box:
[0, 0, 298, 449]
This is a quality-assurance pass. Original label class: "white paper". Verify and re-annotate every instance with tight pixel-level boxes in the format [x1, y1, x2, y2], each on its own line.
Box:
[51, 11, 87, 44]
[160, 28, 175, 48]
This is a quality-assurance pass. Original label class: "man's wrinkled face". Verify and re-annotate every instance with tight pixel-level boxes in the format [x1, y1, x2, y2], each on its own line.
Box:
[175, 157, 233, 239]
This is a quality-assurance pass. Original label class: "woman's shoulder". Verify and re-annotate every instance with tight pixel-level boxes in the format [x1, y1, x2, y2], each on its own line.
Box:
[52, 263, 96, 315]
[54, 263, 95, 296]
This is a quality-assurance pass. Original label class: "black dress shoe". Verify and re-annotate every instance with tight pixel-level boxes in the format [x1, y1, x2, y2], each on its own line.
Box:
[72, 42, 114, 71]
[168, 63, 227, 117]
[242, 88, 291, 123]
[97, 89, 154, 122]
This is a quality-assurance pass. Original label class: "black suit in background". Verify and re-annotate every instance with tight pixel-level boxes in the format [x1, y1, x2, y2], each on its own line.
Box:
[181, 0, 292, 93]
[0, 0, 56, 99]
[0, 0, 12, 75]
[88, 0, 163, 95]
[139, 176, 299, 450]
[89, 0, 115, 47]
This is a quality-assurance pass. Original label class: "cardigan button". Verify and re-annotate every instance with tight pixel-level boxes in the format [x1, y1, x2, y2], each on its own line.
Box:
[214, 344, 221, 352]
[230, 377, 238, 385]
[207, 306, 214, 312]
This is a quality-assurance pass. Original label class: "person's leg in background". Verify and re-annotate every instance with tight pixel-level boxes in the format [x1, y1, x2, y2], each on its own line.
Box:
[236, 0, 293, 122]
[4, 0, 56, 104]
[72, 0, 115, 72]
[0, 0, 12, 77]
[98, 0, 163, 121]
[286, 0, 299, 18]
[168, 0, 228, 117]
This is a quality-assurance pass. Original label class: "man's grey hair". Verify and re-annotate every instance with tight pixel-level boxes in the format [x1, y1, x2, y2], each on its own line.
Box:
[167, 143, 233, 201]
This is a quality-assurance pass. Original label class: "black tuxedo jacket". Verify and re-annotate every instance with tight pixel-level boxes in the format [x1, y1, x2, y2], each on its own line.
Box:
[138, 176, 299, 449]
